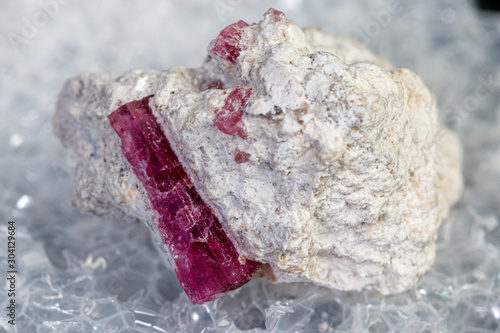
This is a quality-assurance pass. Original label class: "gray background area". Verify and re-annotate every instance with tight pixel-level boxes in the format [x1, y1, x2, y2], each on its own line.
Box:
[1, 0, 500, 331]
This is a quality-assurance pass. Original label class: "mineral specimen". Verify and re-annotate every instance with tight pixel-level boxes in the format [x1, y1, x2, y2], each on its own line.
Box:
[54, 8, 463, 302]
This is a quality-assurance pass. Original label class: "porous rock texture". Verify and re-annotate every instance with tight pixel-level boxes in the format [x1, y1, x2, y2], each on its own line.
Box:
[54, 9, 463, 296]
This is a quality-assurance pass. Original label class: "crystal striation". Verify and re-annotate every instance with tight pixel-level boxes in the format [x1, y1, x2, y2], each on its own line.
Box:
[108, 96, 261, 303]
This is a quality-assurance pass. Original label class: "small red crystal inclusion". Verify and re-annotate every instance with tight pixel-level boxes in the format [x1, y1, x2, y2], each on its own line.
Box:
[210, 20, 249, 64]
[108, 96, 261, 304]
[234, 148, 251, 164]
[214, 87, 252, 139]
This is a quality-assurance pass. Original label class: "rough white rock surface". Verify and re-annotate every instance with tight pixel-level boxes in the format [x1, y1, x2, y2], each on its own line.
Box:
[54, 9, 463, 295]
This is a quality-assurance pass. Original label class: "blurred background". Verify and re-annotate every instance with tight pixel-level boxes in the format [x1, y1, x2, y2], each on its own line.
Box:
[0, 0, 499, 332]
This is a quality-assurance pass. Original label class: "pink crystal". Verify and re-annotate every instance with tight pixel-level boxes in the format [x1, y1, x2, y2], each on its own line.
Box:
[234, 148, 251, 164]
[210, 20, 249, 64]
[214, 87, 252, 139]
[108, 96, 261, 304]
[265, 8, 285, 22]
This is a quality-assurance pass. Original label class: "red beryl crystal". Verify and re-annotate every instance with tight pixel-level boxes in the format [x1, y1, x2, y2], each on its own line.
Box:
[108, 96, 261, 304]
[265, 8, 285, 22]
[210, 20, 249, 64]
[214, 87, 252, 139]
[234, 148, 251, 164]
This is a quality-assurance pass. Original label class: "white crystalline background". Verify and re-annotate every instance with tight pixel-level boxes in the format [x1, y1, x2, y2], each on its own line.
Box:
[0, 0, 499, 332]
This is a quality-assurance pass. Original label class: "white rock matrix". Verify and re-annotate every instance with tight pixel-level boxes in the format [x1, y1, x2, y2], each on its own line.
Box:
[54, 9, 463, 295]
